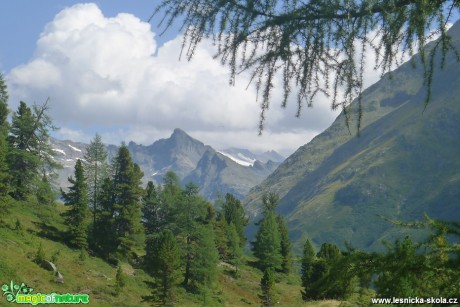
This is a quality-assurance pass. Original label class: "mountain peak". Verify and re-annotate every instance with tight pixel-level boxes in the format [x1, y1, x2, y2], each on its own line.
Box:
[172, 128, 188, 137]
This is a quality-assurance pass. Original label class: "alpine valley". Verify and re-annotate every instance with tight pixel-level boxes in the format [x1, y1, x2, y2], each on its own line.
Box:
[244, 21, 460, 252]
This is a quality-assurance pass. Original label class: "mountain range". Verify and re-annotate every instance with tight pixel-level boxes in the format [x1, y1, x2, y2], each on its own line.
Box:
[243, 22, 460, 251]
[51, 128, 283, 200]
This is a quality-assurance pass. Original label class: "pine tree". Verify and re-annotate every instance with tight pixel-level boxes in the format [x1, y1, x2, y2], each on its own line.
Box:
[147, 229, 180, 306]
[61, 159, 90, 249]
[227, 222, 243, 275]
[260, 268, 275, 307]
[112, 144, 144, 258]
[83, 133, 109, 228]
[276, 215, 292, 274]
[222, 193, 248, 246]
[252, 193, 282, 271]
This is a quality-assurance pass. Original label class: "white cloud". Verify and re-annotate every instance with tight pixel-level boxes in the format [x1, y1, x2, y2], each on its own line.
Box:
[7, 3, 345, 156]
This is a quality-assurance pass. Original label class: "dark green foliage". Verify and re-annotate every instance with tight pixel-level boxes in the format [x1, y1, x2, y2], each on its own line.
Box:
[276, 215, 292, 274]
[142, 181, 162, 235]
[83, 133, 109, 228]
[252, 209, 282, 271]
[146, 229, 180, 305]
[91, 177, 117, 259]
[301, 242, 348, 300]
[300, 239, 315, 300]
[112, 144, 144, 257]
[374, 237, 425, 298]
[259, 268, 275, 307]
[61, 159, 90, 249]
[177, 182, 208, 287]
[222, 193, 248, 246]
[7, 100, 59, 200]
[8, 102, 41, 200]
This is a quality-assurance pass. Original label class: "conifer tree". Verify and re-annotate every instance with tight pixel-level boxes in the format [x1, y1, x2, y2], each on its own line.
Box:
[260, 268, 275, 307]
[178, 182, 208, 287]
[61, 159, 90, 249]
[222, 193, 248, 246]
[112, 144, 144, 257]
[142, 181, 162, 235]
[160, 171, 182, 225]
[83, 133, 109, 227]
[7, 100, 59, 200]
[188, 224, 219, 295]
[147, 229, 181, 305]
[252, 193, 282, 271]
[92, 177, 117, 259]
[276, 215, 292, 274]
[8, 101, 41, 199]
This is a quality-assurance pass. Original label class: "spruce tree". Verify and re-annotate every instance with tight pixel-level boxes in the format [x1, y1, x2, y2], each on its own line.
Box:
[83, 133, 109, 227]
[147, 229, 181, 305]
[112, 144, 144, 258]
[276, 215, 292, 274]
[61, 159, 90, 249]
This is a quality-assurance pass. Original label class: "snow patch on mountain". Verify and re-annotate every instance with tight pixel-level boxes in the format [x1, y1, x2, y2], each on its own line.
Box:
[52, 148, 66, 155]
[68, 144, 82, 152]
[217, 151, 255, 167]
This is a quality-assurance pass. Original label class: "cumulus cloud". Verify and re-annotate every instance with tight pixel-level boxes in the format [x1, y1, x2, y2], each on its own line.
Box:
[8, 3, 343, 156]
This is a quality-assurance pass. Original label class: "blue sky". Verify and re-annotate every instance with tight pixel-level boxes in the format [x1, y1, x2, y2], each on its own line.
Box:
[0, 1, 172, 72]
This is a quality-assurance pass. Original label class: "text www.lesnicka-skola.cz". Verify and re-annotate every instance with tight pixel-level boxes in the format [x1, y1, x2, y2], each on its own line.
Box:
[371, 297, 458, 305]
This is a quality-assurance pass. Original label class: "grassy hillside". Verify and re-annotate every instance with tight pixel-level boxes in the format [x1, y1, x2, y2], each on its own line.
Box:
[0, 199, 348, 306]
